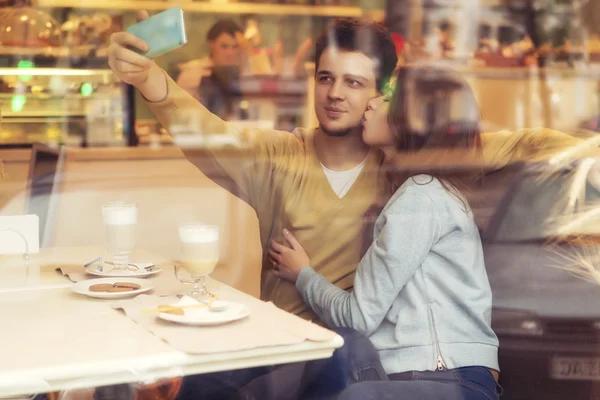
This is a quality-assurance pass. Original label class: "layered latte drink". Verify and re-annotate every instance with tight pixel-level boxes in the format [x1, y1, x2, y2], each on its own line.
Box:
[102, 203, 138, 269]
[176, 223, 219, 298]
[179, 224, 219, 276]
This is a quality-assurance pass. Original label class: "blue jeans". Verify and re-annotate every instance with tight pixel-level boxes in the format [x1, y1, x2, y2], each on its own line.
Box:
[337, 366, 503, 400]
[176, 327, 387, 400]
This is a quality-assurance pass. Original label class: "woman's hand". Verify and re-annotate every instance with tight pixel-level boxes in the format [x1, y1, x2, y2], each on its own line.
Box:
[268, 229, 310, 284]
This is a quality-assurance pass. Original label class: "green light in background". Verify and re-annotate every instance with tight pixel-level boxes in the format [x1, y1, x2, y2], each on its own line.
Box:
[17, 60, 35, 82]
[11, 95, 26, 112]
[17, 60, 34, 68]
[80, 82, 94, 97]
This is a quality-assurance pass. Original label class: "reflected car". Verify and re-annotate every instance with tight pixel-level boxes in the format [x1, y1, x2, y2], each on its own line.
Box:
[472, 160, 600, 400]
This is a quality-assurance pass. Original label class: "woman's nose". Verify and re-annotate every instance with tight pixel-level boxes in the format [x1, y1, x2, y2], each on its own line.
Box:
[366, 99, 376, 111]
[366, 96, 383, 111]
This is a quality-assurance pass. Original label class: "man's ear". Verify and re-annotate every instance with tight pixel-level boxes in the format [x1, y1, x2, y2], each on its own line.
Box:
[208, 40, 217, 57]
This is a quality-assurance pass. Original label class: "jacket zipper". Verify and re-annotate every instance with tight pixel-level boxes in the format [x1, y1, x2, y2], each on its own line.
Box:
[428, 306, 447, 371]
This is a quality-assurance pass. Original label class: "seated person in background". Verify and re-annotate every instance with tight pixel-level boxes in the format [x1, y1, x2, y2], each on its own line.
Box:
[271, 65, 502, 400]
[176, 19, 245, 118]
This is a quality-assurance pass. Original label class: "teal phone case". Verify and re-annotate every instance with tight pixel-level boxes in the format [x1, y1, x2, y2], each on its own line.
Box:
[126, 7, 187, 59]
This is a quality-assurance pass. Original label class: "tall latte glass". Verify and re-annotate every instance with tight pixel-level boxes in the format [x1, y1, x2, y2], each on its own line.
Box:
[176, 223, 219, 299]
[102, 202, 138, 270]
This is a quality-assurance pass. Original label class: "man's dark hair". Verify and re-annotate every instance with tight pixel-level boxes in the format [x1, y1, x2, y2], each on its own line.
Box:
[314, 18, 398, 92]
[206, 19, 243, 42]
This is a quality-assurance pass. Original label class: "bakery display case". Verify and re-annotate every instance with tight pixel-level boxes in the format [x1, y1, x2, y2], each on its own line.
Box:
[0, 57, 135, 147]
[0, 3, 134, 147]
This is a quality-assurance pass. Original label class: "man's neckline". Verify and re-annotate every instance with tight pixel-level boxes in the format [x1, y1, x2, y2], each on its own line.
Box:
[320, 152, 370, 174]
[312, 128, 371, 172]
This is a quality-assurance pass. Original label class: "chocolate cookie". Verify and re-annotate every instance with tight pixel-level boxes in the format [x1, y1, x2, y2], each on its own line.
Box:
[90, 283, 118, 292]
[89, 282, 141, 293]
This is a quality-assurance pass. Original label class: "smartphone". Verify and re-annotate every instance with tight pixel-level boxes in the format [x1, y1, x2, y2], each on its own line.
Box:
[126, 6, 187, 59]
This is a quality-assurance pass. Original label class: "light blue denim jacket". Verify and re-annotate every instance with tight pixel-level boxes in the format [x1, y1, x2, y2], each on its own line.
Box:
[296, 175, 499, 375]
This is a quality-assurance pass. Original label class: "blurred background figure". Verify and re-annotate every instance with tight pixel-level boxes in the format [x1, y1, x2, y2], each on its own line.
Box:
[176, 19, 246, 119]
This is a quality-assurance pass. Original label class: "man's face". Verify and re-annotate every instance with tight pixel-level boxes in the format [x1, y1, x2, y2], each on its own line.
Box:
[210, 33, 240, 66]
[314, 49, 378, 137]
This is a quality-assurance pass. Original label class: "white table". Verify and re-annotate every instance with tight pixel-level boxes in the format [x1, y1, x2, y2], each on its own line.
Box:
[0, 247, 344, 397]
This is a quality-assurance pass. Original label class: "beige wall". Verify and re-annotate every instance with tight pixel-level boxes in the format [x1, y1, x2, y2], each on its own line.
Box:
[462, 68, 599, 133]
[0, 148, 262, 297]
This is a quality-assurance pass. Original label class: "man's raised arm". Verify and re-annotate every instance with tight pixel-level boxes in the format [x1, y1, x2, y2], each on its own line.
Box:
[108, 11, 294, 207]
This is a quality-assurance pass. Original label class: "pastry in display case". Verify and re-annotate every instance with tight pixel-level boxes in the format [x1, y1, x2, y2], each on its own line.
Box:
[0, 3, 135, 147]
[474, 16, 537, 68]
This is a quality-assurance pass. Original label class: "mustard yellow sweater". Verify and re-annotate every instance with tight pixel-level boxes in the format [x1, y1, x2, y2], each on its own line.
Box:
[148, 73, 595, 321]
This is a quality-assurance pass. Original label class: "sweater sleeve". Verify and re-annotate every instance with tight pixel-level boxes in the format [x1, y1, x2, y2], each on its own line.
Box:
[480, 128, 598, 171]
[296, 187, 439, 336]
[146, 70, 297, 208]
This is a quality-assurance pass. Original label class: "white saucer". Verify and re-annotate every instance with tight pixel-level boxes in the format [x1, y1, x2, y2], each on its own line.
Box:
[158, 296, 250, 326]
[86, 263, 161, 278]
[71, 278, 153, 299]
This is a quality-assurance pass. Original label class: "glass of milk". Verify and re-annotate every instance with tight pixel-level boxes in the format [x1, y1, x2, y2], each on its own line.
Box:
[101, 202, 138, 271]
[176, 222, 219, 298]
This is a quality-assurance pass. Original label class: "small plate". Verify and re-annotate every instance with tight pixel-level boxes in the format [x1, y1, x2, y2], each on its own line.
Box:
[86, 263, 162, 278]
[158, 297, 250, 326]
[71, 278, 153, 299]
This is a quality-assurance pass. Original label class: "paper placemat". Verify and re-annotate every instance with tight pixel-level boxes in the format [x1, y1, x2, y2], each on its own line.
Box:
[56, 264, 88, 282]
[112, 293, 336, 355]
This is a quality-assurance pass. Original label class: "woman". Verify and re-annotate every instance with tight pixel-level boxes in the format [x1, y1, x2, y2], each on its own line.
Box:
[269, 65, 502, 400]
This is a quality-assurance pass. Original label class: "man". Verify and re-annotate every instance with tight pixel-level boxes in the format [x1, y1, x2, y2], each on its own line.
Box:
[176, 18, 245, 118]
[109, 13, 396, 399]
[110, 14, 397, 322]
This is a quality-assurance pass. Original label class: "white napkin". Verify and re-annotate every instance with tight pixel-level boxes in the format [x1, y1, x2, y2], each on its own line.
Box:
[170, 295, 208, 317]
[166, 296, 238, 320]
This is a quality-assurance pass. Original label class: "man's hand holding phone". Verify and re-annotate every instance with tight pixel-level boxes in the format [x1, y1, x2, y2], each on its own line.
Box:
[108, 11, 168, 102]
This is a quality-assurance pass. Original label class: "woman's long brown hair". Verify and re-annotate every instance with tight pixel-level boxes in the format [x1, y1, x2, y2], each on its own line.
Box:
[385, 65, 484, 208]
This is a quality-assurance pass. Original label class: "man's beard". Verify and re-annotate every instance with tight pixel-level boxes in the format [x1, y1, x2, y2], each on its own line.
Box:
[319, 123, 361, 137]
